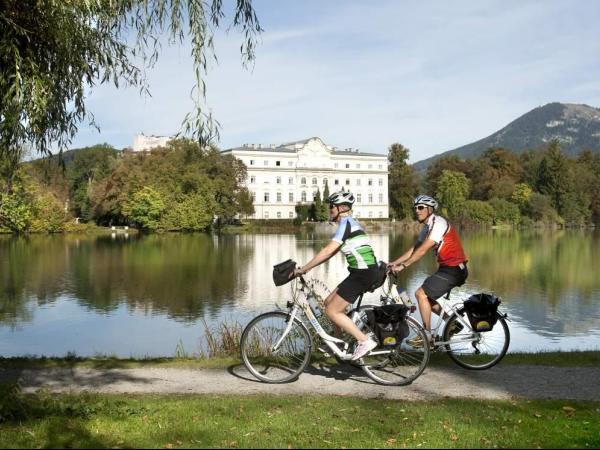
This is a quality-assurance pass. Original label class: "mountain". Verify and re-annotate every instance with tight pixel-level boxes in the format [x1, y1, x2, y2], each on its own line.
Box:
[414, 102, 600, 170]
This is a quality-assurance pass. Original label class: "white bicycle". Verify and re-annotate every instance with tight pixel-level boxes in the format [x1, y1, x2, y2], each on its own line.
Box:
[240, 272, 430, 385]
[389, 274, 511, 370]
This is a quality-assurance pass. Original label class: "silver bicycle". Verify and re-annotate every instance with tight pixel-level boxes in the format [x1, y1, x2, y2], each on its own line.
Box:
[240, 273, 430, 385]
[389, 274, 511, 370]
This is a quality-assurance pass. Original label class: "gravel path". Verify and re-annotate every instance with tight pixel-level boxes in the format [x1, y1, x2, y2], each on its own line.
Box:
[1, 364, 598, 401]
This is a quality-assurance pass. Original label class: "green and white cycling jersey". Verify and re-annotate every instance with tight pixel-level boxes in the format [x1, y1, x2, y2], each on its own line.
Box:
[332, 216, 377, 269]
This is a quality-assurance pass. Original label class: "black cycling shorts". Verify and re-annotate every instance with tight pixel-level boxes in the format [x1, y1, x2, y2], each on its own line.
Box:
[336, 266, 380, 304]
[422, 264, 468, 301]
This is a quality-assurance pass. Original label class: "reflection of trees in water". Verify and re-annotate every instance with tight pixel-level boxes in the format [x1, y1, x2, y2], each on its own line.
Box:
[0, 235, 69, 328]
[69, 234, 253, 322]
[0, 234, 254, 326]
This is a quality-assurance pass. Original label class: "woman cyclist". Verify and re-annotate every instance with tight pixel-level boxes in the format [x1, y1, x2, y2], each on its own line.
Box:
[292, 190, 379, 360]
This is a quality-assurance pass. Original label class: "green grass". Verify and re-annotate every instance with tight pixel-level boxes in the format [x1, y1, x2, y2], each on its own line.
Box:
[0, 392, 598, 448]
[2, 350, 600, 371]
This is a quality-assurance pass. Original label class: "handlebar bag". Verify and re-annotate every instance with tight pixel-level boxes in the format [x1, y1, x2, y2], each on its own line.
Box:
[273, 259, 297, 286]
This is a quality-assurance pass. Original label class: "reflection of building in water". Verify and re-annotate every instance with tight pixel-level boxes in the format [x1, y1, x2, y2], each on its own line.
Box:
[236, 233, 390, 309]
[221, 137, 389, 220]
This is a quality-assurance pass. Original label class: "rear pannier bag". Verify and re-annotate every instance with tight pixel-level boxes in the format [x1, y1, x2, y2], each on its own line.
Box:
[365, 304, 410, 347]
[273, 259, 297, 286]
[463, 293, 501, 332]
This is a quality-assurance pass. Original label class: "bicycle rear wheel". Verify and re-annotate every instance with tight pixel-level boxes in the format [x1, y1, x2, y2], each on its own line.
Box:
[360, 316, 430, 386]
[240, 311, 312, 383]
[444, 310, 510, 370]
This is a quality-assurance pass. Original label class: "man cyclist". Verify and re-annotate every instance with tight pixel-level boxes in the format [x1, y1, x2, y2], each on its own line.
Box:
[388, 194, 468, 346]
[292, 190, 379, 360]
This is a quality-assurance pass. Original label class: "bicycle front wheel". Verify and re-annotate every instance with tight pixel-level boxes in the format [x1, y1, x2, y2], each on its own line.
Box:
[360, 316, 430, 386]
[444, 311, 510, 370]
[240, 311, 312, 383]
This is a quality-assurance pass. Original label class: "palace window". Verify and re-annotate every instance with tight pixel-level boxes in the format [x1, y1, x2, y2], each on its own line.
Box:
[368, 178, 373, 186]
[277, 211, 282, 218]
[379, 193, 384, 203]
[356, 179, 361, 186]
[379, 178, 383, 186]
[277, 192, 282, 202]
[345, 179, 350, 186]
[301, 177, 307, 185]
[250, 176, 256, 184]
[289, 211, 294, 218]
[276, 161, 281, 166]
[312, 177, 317, 186]
[250, 160, 255, 166]
[345, 163, 350, 169]
[323, 178, 328, 186]
[369, 194, 373, 203]
[357, 194, 362, 203]
[289, 177, 293, 184]
[276, 176, 281, 184]
[301, 191, 307, 202]
[264, 160, 268, 166]
[289, 192, 294, 202]
[264, 192, 270, 203]
[334, 179, 339, 185]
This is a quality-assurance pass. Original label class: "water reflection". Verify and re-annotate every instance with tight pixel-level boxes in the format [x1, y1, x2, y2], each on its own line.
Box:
[1, 229, 600, 356]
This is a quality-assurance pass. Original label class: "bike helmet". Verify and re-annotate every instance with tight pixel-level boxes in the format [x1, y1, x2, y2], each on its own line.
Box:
[328, 190, 355, 207]
[413, 194, 438, 211]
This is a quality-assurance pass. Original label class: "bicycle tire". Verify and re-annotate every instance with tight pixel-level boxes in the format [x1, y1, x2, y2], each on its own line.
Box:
[444, 310, 510, 370]
[240, 311, 313, 383]
[359, 314, 431, 386]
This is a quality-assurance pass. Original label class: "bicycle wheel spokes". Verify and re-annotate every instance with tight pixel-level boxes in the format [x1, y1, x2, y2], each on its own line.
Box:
[240, 311, 312, 383]
[361, 318, 430, 386]
[444, 313, 510, 370]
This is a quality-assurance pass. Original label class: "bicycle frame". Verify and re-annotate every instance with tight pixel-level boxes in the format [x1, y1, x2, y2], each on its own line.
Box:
[276, 276, 393, 361]
[382, 278, 477, 349]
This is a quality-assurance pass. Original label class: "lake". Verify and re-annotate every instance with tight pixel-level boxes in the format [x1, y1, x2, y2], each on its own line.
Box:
[1, 228, 599, 357]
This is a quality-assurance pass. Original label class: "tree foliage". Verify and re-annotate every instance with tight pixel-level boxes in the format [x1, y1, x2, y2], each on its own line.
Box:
[435, 170, 470, 219]
[0, 0, 262, 160]
[388, 143, 417, 219]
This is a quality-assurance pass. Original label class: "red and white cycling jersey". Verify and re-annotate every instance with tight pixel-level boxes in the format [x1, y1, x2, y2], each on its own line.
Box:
[417, 214, 467, 267]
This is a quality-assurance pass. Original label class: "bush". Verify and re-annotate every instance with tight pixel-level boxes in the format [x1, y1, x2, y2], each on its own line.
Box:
[0, 193, 32, 232]
[527, 193, 562, 225]
[30, 192, 68, 232]
[489, 198, 521, 225]
[464, 200, 495, 225]
[123, 186, 166, 230]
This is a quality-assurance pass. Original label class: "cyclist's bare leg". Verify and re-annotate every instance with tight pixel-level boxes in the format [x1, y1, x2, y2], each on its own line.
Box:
[415, 287, 440, 331]
[325, 290, 369, 342]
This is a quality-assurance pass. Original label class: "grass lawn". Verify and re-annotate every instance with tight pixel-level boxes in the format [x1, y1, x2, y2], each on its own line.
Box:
[0, 392, 598, 448]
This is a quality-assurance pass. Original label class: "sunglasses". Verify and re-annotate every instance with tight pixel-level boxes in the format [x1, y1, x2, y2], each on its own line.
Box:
[329, 204, 337, 209]
[414, 205, 429, 211]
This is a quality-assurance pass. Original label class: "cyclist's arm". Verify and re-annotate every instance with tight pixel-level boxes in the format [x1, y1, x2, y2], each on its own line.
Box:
[398, 238, 436, 268]
[299, 240, 341, 274]
[390, 246, 415, 266]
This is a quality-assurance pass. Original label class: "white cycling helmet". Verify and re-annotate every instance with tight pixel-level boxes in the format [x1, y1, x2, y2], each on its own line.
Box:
[328, 190, 355, 207]
[414, 194, 438, 211]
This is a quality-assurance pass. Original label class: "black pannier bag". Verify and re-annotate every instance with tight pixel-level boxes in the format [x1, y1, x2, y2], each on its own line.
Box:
[272, 259, 297, 286]
[368, 260, 388, 292]
[365, 304, 410, 347]
[463, 293, 501, 332]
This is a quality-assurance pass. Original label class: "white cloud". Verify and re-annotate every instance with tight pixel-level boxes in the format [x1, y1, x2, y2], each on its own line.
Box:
[72, 0, 600, 162]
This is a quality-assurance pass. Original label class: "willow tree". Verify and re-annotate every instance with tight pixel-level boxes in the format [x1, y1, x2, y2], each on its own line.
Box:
[0, 0, 262, 169]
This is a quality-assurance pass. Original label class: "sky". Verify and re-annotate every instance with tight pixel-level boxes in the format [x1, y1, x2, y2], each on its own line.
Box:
[70, 0, 600, 163]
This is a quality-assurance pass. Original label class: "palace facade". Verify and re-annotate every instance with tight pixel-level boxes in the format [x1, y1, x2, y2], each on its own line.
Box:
[221, 137, 389, 220]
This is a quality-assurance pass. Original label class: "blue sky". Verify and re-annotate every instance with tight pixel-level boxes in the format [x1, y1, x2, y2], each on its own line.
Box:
[71, 0, 600, 163]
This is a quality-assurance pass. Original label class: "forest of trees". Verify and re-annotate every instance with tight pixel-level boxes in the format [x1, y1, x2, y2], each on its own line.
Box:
[0, 140, 254, 233]
[1, 138, 599, 233]
[388, 139, 600, 227]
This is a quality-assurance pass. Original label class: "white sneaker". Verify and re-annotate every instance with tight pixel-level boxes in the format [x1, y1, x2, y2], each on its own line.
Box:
[351, 339, 377, 361]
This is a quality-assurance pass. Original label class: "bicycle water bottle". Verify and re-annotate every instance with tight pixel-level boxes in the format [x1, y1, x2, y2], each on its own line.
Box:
[397, 287, 413, 308]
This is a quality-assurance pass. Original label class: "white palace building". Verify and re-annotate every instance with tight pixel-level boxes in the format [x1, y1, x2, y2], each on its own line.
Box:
[221, 137, 389, 220]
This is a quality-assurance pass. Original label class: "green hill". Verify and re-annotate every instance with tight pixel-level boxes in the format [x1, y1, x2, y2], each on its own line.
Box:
[414, 102, 600, 170]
